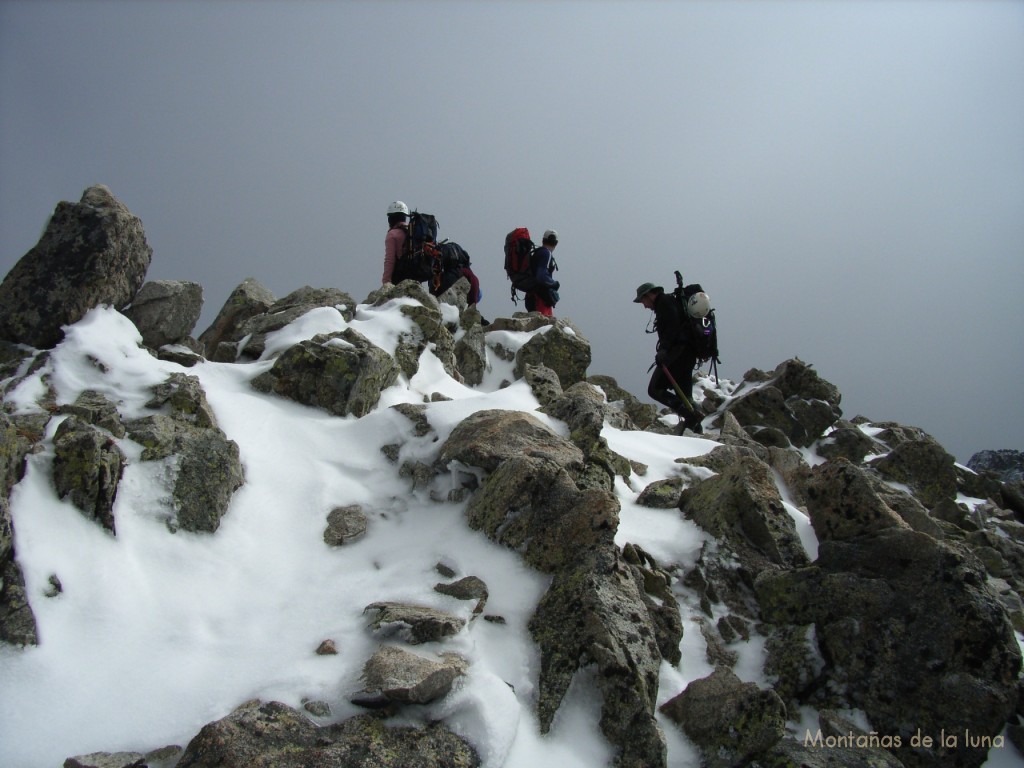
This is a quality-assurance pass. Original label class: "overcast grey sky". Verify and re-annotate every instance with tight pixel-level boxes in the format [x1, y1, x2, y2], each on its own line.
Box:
[1, 0, 1021, 463]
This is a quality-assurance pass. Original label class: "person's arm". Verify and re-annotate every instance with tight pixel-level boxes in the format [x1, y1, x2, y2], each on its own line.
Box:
[533, 249, 556, 287]
[382, 228, 401, 284]
[464, 267, 481, 304]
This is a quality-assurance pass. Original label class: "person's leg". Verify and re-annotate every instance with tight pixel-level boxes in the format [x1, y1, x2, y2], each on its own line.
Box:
[667, 356, 703, 433]
[533, 293, 553, 316]
[648, 367, 682, 412]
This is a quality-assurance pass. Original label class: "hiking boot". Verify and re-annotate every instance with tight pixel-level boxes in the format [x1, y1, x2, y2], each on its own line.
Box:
[682, 414, 704, 434]
[674, 422, 704, 436]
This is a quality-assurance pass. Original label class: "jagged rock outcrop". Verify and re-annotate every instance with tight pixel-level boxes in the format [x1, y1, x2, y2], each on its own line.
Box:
[805, 458, 913, 540]
[251, 328, 399, 418]
[198, 277, 276, 361]
[723, 359, 842, 447]
[756, 528, 1020, 768]
[175, 699, 479, 767]
[206, 285, 357, 362]
[530, 546, 669, 768]
[60, 390, 126, 438]
[439, 409, 584, 475]
[484, 314, 591, 389]
[122, 279, 203, 350]
[516, 317, 592, 389]
[969, 448, 1024, 484]
[587, 374, 659, 430]
[124, 373, 243, 533]
[368, 282, 463, 382]
[438, 405, 679, 768]
[0, 412, 35, 646]
[680, 451, 809, 571]
[3, 200, 1022, 768]
[452, 305, 488, 388]
[816, 418, 889, 463]
[541, 377, 634, 491]
[64, 748, 182, 768]
[870, 438, 959, 508]
[52, 416, 126, 533]
[0, 185, 152, 349]
[667, 365, 1023, 768]
[467, 454, 618, 572]
[660, 667, 787, 768]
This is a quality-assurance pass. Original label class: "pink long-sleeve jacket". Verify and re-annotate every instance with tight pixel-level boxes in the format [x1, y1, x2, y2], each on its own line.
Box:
[382, 224, 408, 284]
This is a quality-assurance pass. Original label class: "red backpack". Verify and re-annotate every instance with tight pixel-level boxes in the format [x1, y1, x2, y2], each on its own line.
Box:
[504, 228, 536, 301]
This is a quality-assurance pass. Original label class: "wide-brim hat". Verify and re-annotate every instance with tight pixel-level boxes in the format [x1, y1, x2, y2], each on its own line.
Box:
[633, 282, 661, 302]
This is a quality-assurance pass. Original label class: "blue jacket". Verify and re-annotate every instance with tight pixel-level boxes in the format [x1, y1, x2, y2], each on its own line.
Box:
[532, 247, 558, 288]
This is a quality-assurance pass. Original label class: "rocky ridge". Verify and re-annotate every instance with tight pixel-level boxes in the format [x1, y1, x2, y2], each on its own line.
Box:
[2, 187, 1023, 768]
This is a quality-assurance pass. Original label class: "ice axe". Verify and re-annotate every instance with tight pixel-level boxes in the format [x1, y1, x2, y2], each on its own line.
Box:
[660, 363, 696, 416]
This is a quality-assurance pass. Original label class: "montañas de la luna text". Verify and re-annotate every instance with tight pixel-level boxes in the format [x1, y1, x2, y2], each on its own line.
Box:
[804, 729, 1006, 751]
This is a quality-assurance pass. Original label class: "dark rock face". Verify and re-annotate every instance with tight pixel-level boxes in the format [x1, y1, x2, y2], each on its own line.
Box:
[198, 277, 276, 360]
[175, 699, 479, 768]
[805, 458, 911, 541]
[529, 549, 670, 768]
[723, 359, 842, 448]
[680, 452, 809, 570]
[0, 185, 152, 349]
[439, 405, 675, 768]
[756, 528, 1021, 768]
[122, 279, 203, 349]
[660, 667, 786, 768]
[439, 409, 585, 476]
[870, 438, 959, 508]
[968, 449, 1024, 484]
[0, 542, 36, 646]
[52, 416, 126, 534]
[251, 329, 399, 418]
[124, 373, 244, 534]
[465, 456, 616, 573]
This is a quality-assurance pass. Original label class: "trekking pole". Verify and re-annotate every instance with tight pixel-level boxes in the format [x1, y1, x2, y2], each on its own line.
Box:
[660, 363, 695, 415]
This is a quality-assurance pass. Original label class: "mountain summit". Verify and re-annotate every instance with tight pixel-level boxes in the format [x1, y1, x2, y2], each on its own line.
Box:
[2, 187, 1023, 768]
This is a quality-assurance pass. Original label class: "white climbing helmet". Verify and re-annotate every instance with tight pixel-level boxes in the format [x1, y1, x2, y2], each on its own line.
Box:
[686, 291, 711, 318]
[387, 201, 409, 216]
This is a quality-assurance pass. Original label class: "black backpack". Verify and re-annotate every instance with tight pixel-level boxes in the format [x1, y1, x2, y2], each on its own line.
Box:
[430, 240, 471, 294]
[438, 240, 469, 271]
[399, 211, 440, 282]
[671, 271, 720, 373]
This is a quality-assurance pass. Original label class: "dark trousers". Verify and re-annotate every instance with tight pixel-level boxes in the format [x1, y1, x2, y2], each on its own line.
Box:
[648, 353, 697, 419]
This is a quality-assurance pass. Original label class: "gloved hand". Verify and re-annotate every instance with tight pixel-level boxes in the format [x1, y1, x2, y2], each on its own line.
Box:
[549, 289, 560, 305]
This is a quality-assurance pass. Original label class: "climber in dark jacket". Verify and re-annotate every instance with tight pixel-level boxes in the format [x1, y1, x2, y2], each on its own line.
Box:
[525, 230, 560, 316]
[634, 282, 702, 433]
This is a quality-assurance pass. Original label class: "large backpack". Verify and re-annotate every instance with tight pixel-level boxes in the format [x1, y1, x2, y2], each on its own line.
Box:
[431, 240, 471, 295]
[399, 211, 440, 282]
[671, 270, 720, 376]
[438, 240, 469, 271]
[504, 227, 536, 302]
